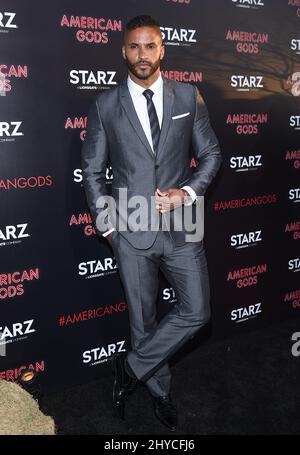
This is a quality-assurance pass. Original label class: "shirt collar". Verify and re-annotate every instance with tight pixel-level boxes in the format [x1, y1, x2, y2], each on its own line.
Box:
[127, 73, 163, 97]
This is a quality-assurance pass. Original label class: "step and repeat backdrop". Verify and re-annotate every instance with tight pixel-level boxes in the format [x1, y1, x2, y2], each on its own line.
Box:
[0, 0, 299, 392]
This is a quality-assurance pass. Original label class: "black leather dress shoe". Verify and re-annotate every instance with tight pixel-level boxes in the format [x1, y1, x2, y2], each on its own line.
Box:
[153, 395, 178, 431]
[112, 352, 138, 420]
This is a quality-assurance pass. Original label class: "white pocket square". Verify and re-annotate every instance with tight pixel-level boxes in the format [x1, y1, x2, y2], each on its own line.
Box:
[172, 112, 190, 120]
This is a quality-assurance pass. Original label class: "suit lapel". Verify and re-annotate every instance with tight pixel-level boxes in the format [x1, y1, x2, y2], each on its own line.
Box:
[118, 77, 175, 161]
[119, 79, 155, 160]
[156, 77, 174, 160]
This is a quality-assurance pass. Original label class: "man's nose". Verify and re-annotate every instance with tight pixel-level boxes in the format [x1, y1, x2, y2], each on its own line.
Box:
[138, 47, 148, 60]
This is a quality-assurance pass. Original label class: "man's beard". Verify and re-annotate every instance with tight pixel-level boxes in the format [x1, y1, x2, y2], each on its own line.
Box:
[125, 56, 161, 80]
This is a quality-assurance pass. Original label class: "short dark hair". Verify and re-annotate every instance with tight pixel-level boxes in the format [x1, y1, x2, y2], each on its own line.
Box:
[126, 15, 161, 31]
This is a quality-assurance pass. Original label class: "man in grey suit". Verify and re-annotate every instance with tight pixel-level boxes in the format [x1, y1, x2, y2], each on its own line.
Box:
[81, 15, 222, 431]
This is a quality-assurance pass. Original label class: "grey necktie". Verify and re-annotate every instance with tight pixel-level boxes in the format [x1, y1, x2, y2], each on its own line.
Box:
[143, 89, 160, 154]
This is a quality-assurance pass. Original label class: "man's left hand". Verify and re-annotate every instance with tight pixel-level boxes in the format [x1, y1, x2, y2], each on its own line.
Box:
[155, 187, 188, 213]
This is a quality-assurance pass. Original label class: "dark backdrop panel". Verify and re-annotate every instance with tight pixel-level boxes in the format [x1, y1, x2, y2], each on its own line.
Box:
[0, 0, 299, 392]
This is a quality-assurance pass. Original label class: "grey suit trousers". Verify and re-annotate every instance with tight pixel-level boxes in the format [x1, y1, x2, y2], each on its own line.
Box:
[110, 228, 211, 397]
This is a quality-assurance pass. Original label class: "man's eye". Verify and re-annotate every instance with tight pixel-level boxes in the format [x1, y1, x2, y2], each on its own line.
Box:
[130, 45, 137, 49]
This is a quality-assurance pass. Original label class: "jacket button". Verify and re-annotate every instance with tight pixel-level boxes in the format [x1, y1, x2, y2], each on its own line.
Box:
[155, 164, 159, 169]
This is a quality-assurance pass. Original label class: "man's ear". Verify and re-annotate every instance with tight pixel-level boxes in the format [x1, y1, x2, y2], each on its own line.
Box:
[160, 44, 165, 60]
[122, 45, 126, 60]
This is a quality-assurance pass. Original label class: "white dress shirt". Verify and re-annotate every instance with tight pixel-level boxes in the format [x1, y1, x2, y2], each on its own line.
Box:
[127, 73, 163, 152]
[102, 73, 197, 237]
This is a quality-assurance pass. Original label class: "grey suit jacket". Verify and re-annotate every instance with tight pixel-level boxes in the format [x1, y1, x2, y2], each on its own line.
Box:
[81, 77, 222, 249]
